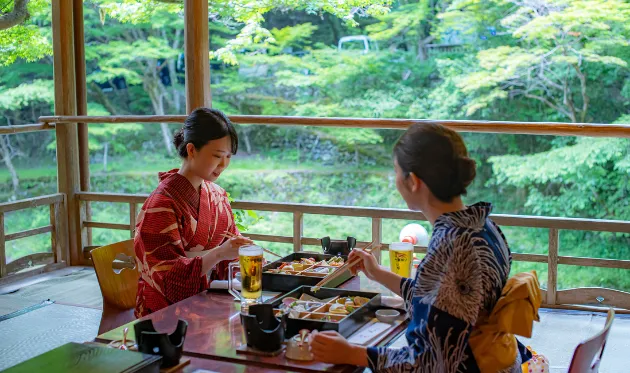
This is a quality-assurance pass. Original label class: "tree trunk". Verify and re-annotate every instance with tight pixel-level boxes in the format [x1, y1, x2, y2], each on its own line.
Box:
[103, 142, 108, 172]
[160, 123, 174, 154]
[144, 57, 175, 155]
[166, 28, 182, 113]
[89, 82, 118, 115]
[242, 128, 252, 154]
[0, 135, 19, 198]
[0, 0, 30, 30]
[147, 81, 175, 155]
[416, 35, 435, 61]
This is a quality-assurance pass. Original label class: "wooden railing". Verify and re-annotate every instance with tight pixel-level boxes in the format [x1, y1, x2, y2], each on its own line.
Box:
[2, 115, 630, 310]
[0, 194, 67, 284]
[76, 191, 630, 312]
[0, 123, 55, 135]
[37, 115, 630, 138]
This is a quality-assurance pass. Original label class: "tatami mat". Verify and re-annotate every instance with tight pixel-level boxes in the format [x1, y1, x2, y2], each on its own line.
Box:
[0, 268, 102, 316]
[0, 303, 101, 370]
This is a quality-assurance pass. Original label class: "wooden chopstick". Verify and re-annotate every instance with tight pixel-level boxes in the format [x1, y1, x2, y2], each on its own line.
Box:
[220, 232, 283, 258]
[313, 242, 375, 290]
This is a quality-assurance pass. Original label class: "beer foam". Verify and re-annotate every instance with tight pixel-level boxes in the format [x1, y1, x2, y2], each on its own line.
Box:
[390, 242, 413, 251]
[239, 245, 263, 256]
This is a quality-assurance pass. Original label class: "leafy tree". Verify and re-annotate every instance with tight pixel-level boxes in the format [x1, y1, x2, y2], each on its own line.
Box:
[0, 80, 54, 198]
[448, 0, 630, 122]
[0, 0, 51, 65]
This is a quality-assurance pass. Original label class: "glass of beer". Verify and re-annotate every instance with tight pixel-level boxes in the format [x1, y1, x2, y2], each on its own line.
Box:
[228, 245, 263, 312]
[389, 242, 414, 278]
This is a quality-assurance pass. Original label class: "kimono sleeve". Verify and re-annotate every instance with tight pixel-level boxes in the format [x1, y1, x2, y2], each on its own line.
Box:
[209, 189, 240, 281]
[366, 232, 484, 373]
[136, 195, 205, 304]
[400, 277, 415, 315]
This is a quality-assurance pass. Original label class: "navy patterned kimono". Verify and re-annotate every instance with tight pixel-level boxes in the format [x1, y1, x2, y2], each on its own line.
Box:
[367, 202, 530, 372]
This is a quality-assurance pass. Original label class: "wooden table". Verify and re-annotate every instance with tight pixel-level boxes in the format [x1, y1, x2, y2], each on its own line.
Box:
[96, 275, 406, 373]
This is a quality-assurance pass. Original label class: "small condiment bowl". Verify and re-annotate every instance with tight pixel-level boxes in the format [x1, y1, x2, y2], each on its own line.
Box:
[285, 333, 313, 361]
[375, 309, 400, 324]
[380, 295, 404, 309]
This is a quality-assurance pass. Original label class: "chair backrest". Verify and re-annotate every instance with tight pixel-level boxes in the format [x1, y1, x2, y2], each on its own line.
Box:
[91, 240, 139, 310]
[567, 308, 615, 373]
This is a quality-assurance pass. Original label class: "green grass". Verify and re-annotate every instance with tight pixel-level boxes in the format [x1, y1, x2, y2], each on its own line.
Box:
[0, 166, 57, 182]
[0, 152, 390, 183]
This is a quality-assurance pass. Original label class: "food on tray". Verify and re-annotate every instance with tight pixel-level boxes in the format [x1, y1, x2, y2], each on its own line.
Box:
[275, 293, 371, 323]
[329, 303, 349, 315]
[305, 267, 334, 274]
[264, 256, 346, 275]
[326, 256, 344, 266]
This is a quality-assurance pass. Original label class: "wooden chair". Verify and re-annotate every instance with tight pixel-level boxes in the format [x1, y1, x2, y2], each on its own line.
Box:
[91, 240, 139, 334]
[567, 308, 615, 373]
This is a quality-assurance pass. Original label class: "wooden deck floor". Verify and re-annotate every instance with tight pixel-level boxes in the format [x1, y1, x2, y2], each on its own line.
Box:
[0, 268, 628, 372]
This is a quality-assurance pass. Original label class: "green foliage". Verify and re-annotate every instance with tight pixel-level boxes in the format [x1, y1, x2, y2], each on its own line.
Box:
[0, 0, 52, 66]
[267, 23, 318, 55]
[367, 1, 429, 42]
[227, 193, 262, 232]
[449, 0, 630, 122]
[0, 80, 53, 111]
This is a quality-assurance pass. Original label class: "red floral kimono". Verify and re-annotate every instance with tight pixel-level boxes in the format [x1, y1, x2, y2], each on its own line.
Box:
[134, 169, 239, 318]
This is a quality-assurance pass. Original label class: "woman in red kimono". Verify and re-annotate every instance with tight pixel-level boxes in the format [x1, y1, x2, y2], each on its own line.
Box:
[134, 108, 252, 317]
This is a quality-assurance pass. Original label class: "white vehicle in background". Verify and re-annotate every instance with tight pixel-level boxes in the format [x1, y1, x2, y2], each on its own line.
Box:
[337, 36, 379, 54]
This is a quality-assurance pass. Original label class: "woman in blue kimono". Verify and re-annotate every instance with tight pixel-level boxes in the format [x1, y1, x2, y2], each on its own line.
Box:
[310, 123, 531, 372]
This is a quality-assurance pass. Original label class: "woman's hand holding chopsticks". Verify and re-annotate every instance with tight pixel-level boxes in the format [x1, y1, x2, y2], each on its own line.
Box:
[347, 249, 381, 280]
[220, 231, 282, 258]
[347, 247, 406, 297]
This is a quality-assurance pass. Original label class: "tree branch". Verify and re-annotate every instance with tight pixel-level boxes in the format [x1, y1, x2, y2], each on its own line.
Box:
[524, 93, 574, 121]
[0, 0, 29, 30]
[572, 61, 589, 122]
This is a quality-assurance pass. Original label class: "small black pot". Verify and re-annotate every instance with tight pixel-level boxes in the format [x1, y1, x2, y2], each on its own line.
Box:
[321, 236, 356, 256]
[134, 319, 187, 368]
[240, 304, 287, 353]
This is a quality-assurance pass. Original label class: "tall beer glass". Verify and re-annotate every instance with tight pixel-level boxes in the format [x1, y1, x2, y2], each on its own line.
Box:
[228, 245, 263, 311]
[389, 242, 413, 278]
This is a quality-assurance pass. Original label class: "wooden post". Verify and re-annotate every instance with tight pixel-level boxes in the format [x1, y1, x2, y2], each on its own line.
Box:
[0, 212, 5, 277]
[74, 0, 91, 249]
[52, 0, 80, 265]
[184, 0, 211, 112]
[372, 218, 382, 264]
[293, 212, 303, 252]
[50, 202, 64, 264]
[547, 228, 559, 304]
[129, 203, 137, 239]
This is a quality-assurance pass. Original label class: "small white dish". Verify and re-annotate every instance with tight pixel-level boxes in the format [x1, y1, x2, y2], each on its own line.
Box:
[376, 309, 400, 324]
[381, 296, 404, 309]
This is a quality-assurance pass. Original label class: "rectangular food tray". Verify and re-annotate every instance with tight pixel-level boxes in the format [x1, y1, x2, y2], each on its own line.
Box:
[262, 252, 354, 292]
[268, 286, 381, 338]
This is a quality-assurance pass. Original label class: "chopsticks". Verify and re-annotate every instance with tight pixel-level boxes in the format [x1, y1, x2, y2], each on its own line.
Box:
[312, 242, 376, 291]
[221, 231, 283, 258]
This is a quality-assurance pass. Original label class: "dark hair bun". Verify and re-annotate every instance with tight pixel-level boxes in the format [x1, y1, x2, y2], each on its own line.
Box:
[173, 128, 185, 153]
[394, 122, 477, 202]
[452, 157, 477, 195]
